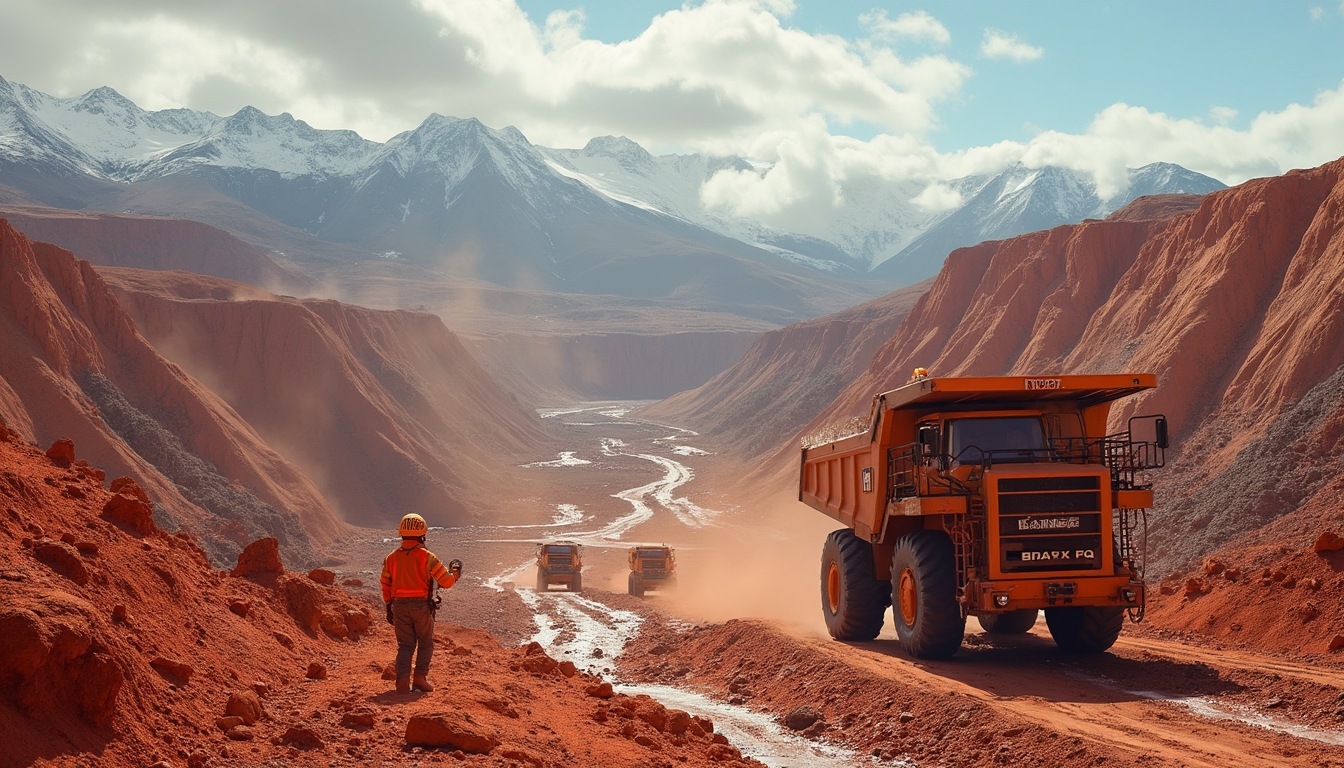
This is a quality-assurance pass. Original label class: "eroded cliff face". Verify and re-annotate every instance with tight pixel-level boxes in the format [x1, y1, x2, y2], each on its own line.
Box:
[103, 268, 553, 529]
[0, 218, 342, 565]
[0, 205, 308, 293]
[807, 165, 1344, 572]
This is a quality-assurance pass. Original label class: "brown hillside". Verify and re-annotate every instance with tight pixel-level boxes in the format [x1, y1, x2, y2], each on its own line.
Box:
[802, 159, 1344, 574]
[0, 218, 343, 566]
[640, 279, 931, 457]
[0, 430, 762, 768]
[0, 205, 309, 293]
[101, 267, 554, 528]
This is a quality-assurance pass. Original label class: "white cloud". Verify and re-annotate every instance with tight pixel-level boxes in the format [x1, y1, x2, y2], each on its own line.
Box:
[911, 182, 964, 211]
[1209, 105, 1238, 125]
[981, 29, 1043, 62]
[1310, 6, 1325, 21]
[859, 10, 951, 45]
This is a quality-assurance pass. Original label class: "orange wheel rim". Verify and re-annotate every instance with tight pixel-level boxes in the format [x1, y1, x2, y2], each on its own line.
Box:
[898, 567, 918, 626]
[826, 562, 841, 613]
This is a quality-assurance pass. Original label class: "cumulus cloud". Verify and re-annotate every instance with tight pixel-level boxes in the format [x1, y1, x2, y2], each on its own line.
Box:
[981, 29, 1043, 62]
[1310, 6, 1325, 21]
[911, 182, 964, 211]
[859, 10, 951, 45]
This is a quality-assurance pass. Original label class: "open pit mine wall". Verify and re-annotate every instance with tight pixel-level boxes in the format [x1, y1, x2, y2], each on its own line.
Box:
[471, 330, 762, 403]
[799, 159, 1344, 573]
[0, 218, 342, 567]
[0, 206, 310, 294]
[105, 268, 553, 531]
[640, 280, 930, 457]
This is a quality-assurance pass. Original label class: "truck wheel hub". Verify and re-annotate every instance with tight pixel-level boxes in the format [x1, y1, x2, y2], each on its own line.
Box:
[826, 562, 841, 613]
[898, 567, 918, 626]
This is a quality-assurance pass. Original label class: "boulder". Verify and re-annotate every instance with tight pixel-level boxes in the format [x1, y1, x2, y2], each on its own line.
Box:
[1201, 557, 1225, 576]
[405, 713, 498, 753]
[280, 726, 323, 748]
[307, 568, 336, 585]
[1314, 531, 1344, 553]
[1182, 578, 1207, 597]
[227, 600, 251, 618]
[558, 661, 577, 678]
[109, 476, 151, 504]
[1330, 635, 1344, 652]
[224, 689, 263, 725]
[305, 662, 327, 680]
[341, 709, 376, 728]
[0, 587, 124, 725]
[231, 538, 283, 577]
[279, 574, 323, 632]
[102, 493, 155, 536]
[584, 682, 614, 699]
[150, 657, 193, 681]
[666, 709, 692, 735]
[215, 716, 244, 731]
[32, 540, 90, 586]
[342, 578, 363, 587]
[784, 705, 823, 731]
[45, 438, 76, 467]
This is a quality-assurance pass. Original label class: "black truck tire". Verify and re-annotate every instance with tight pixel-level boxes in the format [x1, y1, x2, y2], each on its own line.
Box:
[891, 530, 965, 659]
[571, 573, 583, 593]
[628, 571, 644, 598]
[536, 568, 548, 592]
[977, 609, 1039, 634]
[819, 529, 888, 641]
[1044, 606, 1124, 653]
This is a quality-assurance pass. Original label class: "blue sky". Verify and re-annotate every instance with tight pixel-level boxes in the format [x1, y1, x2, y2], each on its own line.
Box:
[516, 1, 1344, 151]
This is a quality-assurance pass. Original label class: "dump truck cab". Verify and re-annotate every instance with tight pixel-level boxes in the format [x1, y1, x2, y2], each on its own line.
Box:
[627, 545, 676, 597]
[801, 373, 1166, 658]
[536, 541, 583, 592]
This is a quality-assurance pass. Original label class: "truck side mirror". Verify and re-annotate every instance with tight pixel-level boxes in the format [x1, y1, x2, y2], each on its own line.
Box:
[1155, 417, 1169, 450]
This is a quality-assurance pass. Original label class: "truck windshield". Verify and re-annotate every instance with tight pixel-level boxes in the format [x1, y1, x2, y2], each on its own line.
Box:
[548, 546, 573, 554]
[948, 417, 1047, 463]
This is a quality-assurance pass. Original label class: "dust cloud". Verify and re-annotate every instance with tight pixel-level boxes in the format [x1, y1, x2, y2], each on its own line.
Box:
[656, 495, 860, 639]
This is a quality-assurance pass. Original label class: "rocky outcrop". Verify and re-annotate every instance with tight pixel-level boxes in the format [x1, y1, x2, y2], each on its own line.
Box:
[0, 217, 343, 565]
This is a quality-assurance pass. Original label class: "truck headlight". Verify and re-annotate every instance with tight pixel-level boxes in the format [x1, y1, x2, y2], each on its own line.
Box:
[993, 593, 1010, 607]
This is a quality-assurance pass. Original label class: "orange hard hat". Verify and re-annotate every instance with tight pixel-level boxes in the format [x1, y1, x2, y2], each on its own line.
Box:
[398, 513, 427, 538]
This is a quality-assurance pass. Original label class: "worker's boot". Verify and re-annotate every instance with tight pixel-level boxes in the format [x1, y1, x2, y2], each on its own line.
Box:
[412, 673, 434, 693]
[395, 675, 411, 694]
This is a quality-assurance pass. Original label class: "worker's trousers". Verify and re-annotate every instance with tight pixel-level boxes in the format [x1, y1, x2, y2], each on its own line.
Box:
[391, 598, 435, 677]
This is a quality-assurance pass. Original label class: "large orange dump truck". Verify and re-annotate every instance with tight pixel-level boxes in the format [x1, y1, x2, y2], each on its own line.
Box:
[800, 373, 1167, 659]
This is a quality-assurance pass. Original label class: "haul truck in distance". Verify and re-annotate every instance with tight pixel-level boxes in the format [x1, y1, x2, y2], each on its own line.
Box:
[536, 542, 583, 592]
[800, 373, 1167, 659]
[628, 545, 677, 597]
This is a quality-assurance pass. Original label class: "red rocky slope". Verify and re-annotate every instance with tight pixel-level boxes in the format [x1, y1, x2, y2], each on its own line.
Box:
[0, 205, 309, 293]
[102, 267, 553, 528]
[0, 218, 342, 565]
[0, 430, 761, 768]
[803, 161, 1344, 574]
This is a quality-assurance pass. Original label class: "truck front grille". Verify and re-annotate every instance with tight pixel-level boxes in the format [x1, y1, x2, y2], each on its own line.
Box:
[548, 555, 573, 565]
[998, 477, 1104, 573]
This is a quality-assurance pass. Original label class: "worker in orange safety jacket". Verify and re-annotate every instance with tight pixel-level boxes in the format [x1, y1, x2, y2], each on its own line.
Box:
[381, 513, 462, 693]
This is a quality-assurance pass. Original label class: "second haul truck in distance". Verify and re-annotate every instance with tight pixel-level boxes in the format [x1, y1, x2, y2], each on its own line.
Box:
[799, 372, 1167, 659]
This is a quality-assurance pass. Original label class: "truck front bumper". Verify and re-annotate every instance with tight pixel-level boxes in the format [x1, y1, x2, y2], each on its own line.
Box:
[968, 576, 1144, 613]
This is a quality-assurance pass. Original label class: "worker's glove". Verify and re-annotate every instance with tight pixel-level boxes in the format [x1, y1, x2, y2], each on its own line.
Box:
[448, 559, 463, 577]
[385, 603, 394, 625]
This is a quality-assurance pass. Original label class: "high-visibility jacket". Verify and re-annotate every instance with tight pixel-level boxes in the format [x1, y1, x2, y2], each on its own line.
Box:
[381, 541, 457, 602]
